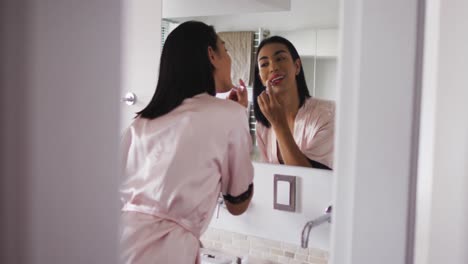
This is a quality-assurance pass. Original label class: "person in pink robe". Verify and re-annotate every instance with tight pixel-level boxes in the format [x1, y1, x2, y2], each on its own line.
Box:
[253, 36, 335, 169]
[119, 21, 254, 264]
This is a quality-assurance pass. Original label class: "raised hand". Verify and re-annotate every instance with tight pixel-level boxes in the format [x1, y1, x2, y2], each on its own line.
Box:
[228, 79, 249, 108]
[257, 81, 288, 128]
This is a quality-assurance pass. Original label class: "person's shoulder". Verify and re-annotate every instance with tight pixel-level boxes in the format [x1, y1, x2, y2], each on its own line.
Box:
[120, 117, 143, 142]
[300, 98, 335, 129]
[122, 117, 140, 131]
[122, 116, 148, 137]
[307, 97, 335, 106]
[308, 97, 335, 114]
[202, 94, 247, 114]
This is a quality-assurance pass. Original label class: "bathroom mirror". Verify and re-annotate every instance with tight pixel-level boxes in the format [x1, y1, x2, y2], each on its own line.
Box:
[162, 0, 339, 169]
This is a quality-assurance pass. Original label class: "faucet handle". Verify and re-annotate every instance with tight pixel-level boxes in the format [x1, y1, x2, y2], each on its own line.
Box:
[324, 205, 332, 223]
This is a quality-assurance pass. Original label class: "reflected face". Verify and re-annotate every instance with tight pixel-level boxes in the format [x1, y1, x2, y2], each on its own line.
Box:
[213, 36, 233, 93]
[257, 43, 300, 94]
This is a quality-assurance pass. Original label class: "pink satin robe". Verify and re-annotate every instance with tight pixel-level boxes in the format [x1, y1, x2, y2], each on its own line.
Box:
[256, 97, 335, 169]
[119, 93, 254, 264]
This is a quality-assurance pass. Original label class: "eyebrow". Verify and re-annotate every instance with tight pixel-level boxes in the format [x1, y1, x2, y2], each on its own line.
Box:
[258, 50, 288, 61]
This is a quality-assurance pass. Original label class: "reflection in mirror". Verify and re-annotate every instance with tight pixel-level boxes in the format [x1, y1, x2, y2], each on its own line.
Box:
[253, 36, 335, 170]
[163, 1, 339, 169]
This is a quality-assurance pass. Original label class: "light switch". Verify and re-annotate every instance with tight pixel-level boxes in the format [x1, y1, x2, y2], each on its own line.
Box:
[273, 174, 296, 212]
[277, 181, 290, 205]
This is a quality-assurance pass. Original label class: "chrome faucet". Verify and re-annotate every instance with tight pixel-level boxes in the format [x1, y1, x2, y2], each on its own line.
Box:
[301, 205, 332, 248]
[216, 193, 224, 219]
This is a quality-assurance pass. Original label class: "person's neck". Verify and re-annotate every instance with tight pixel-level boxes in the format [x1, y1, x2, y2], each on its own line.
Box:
[277, 89, 300, 123]
[214, 79, 233, 94]
[214, 78, 223, 94]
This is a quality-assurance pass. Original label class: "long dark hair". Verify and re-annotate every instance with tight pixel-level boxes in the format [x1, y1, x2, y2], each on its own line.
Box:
[253, 36, 310, 128]
[137, 21, 218, 119]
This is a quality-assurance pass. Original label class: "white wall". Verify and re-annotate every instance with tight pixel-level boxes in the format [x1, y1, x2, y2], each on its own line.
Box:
[301, 57, 338, 101]
[301, 57, 316, 96]
[317, 29, 339, 58]
[274, 29, 339, 58]
[315, 58, 338, 100]
[415, 0, 468, 263]
[1, 1, 121, 263]
[331, 0, 421, 263]
[163, 0, 291, 18]
[164, 0, 339, 31]
[121, 0, 162, 132]
[210, 163, 333, 250]
[273, 29, 318, 56]
[413, 0, 439, 262]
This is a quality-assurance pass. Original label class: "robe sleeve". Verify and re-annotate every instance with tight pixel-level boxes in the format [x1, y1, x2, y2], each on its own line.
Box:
[220, 107, 254, 198]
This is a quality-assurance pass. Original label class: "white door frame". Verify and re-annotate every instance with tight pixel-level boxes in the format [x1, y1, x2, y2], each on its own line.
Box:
[1, 0, 121, 263]
[331, 0, 424, 263]
[414, 0, 468, 264]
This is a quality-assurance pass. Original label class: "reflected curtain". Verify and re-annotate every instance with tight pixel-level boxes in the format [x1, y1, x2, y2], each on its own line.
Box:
[218, 31, 255, 86]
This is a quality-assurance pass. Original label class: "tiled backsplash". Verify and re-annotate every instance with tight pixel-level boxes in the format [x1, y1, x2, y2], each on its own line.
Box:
[201, 227, 329, 264]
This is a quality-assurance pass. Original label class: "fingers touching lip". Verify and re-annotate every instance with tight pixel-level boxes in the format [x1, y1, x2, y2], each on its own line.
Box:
[268, 74, 285, 86]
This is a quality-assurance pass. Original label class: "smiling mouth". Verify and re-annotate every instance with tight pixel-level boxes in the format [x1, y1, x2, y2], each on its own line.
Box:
[270, 75, 285, 86]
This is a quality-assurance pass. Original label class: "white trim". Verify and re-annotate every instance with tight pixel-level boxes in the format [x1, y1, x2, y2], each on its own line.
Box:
[413, 0, 439, 263]
[331, 0, 422, 263]
[1, 1, 121, 263]
[406, 0, 427, 262]
[329, 0, 362, 262]
[414, 0, 468, 263]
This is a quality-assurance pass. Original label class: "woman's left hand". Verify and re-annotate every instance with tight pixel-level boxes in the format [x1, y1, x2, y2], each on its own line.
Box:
[228, 79, 249, 108]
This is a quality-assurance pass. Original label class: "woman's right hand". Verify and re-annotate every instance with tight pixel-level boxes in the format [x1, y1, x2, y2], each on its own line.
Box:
[257, 81, 288, 128]
[258, 82, 312, 167]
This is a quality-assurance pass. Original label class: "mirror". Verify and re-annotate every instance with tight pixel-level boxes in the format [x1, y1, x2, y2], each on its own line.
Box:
[162, 0, 339, 169]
